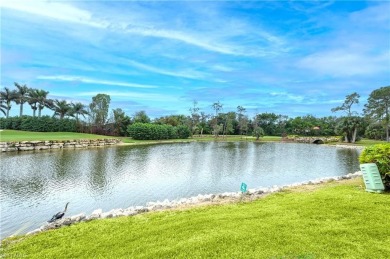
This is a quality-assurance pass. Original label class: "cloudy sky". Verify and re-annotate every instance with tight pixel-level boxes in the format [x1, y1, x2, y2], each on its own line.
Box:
[1, 0, 389, 118]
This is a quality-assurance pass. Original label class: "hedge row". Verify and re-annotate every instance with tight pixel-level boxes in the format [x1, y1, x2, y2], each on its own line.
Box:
[127, 123, 190, 140]
[0, 116, 77, 132]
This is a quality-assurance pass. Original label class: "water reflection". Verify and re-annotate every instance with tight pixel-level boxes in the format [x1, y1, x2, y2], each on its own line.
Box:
[88, 149, 111, 195]
[0, 142, 360, 238]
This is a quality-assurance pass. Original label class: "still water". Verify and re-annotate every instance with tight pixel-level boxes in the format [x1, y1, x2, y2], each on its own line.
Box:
[0, 142, 360, 238]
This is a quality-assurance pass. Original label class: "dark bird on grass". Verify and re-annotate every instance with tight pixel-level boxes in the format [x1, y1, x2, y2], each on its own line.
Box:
[48, 202, 69, 223]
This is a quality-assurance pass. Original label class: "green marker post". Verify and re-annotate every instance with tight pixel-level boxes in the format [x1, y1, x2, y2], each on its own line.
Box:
[241, 182, 247, 193]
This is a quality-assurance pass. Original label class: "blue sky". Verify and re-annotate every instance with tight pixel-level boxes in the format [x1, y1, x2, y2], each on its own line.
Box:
[1, 0, 389, 118]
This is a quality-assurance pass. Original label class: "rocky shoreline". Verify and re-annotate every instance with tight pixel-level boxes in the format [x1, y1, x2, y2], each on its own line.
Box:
[24, 171, 363, 237]
[0, 139, 122, 152]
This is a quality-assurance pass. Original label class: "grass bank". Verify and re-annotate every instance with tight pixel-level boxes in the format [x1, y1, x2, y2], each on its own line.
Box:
[1, 130, 387, 146]
[0, 130, 115, 142]
[345, 138, 388, 147]
[2, 178, 389, 258]
[0, 130, 278, 144]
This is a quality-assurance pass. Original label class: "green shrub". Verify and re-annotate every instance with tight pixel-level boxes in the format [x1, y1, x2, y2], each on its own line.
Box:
[176, 125, 191, 139]
[359, 144, 390, 189]
[0, 116, 77, 132]
[127, 123, 190, 140]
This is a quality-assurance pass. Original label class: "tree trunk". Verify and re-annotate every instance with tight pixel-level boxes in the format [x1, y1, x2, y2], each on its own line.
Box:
[20, 103, 23, 117]
[352, 127, 357, 143]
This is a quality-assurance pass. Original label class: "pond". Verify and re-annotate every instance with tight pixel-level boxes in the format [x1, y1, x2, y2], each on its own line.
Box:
[0, 142, 360, 238]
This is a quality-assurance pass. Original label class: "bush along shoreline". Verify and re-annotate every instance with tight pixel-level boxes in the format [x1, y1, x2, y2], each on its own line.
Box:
[21, 171, 363, 238]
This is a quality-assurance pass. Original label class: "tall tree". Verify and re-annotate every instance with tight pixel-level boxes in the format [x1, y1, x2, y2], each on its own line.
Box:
[0, 100, 7, 116]
[211, 101, 223, 137]
[14, 83, 30, 117]
[331, 92, 361, 143]
[52, 99, 72, 119]
[331, 92, 360, 116]
[0, 87, 17, 118]
[254, 113, 289, 136]
[335, 116, 364, 143]
[252, 113, 265, 140]
[71, 102, 89, 121]
[198, 112, 210, 136]
[133, 110, 151, 123]
[112, 108, 131, 136]
[89, 94, 111, 126]
[155, 115, 188, 126]
[222, 112, 237, 137]
[189, 100, 200, 135]
[35, 89, 51, 117]
[28, 88, 39, 117]
[364, 86, 390, 142]
[237, 106, 248, 137]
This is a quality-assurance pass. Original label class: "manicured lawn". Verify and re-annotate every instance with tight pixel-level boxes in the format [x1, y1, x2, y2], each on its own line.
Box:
[1, 130, 386, 146]
[355, 138, 389, 146]
[0, 130, 116, 142]
[0, 130, 278, 144]
[2, 178, 389, 258]
[326, 138, 388, 147]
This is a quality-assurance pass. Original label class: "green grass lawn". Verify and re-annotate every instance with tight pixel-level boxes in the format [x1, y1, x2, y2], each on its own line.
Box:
[0, 130, 117, 142]
[325, 138, 388, 147]
[2, 178, 389, 258]
[0, 130, 279, 144]
[354, 138, 389, 146]
[1, 130, 387, 146]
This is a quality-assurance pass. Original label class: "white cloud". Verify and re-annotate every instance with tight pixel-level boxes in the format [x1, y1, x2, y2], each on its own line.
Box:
[76, 91, 177, 102]
[297, 50, 389, 77]
[36, 75, 158, 89]
[288, 1, 335, 13]
[125, 60, 207, 80]
[350, 3, 390, 26]
[269, 92, 305, 102]
[211, 65, 234, 72]
[1, 0, 108, 28]
[123, 26, 240, 56]
[1, 0, 285, 57]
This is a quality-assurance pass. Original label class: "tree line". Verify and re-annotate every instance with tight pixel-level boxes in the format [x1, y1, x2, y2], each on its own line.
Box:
[1, 83, 389, 142]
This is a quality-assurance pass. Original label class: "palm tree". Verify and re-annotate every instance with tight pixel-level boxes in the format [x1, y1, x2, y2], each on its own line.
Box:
[52, 99, 72, 119]
[35, 89, 51, 117]
[0, 100, 7, 116]
[14, 82, 30, 117]
[71, 102, 88, 121]
[336, 116, 363, 143]
[0, 87, 17, 118]
[28, 88, 39, 117]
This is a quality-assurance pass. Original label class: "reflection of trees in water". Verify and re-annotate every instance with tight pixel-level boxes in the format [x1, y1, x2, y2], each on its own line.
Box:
[337, 149, 360, 173]
[52, 150, 82, 180]
[126, 145, 151, 177]
[188, 143, 208, 182]
[209, 142, 249, 183]
[0, 175, 48, 201]
[112, 146, 129, 169]
[0, 152, 53, 201]
[87, 149, 111, 196]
